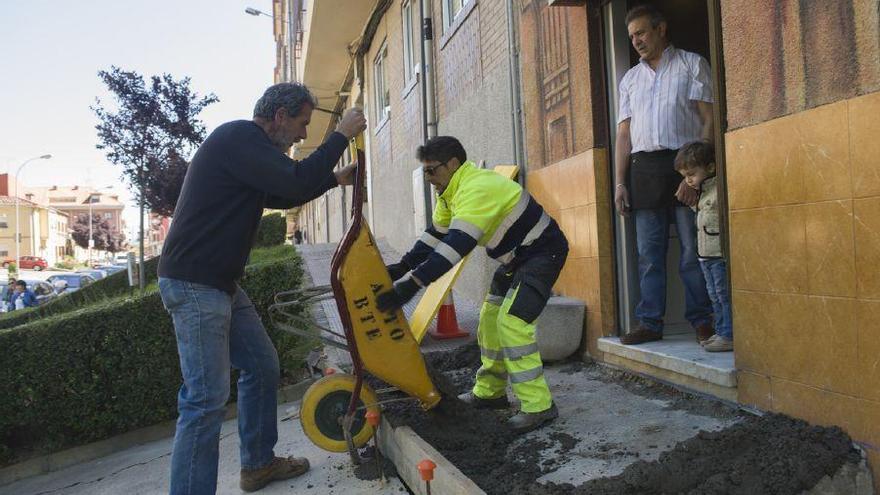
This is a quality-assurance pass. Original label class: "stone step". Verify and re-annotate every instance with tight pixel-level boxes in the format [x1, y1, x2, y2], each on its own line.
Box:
[598, 333, 737, 401]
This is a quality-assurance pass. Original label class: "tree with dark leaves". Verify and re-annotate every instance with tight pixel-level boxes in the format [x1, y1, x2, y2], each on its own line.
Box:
[71, 214, 127, 253]
[92, 66, 217, 288]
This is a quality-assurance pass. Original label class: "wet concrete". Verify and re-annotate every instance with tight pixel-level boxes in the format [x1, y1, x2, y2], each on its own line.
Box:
[385, 345, 862, 495]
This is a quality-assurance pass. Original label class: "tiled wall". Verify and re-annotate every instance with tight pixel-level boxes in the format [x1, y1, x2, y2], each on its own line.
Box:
[527, 148, 616, 358]
[727, 91, 880, 481]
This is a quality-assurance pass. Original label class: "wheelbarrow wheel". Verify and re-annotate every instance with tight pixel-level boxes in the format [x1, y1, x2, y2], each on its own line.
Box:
[300, 374, 379, 453]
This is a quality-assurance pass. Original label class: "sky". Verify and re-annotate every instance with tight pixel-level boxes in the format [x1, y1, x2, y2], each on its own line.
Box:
[0, 0, 278, 240]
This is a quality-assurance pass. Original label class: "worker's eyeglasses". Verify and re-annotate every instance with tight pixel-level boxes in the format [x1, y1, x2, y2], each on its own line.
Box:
[423, 161, 449, 176]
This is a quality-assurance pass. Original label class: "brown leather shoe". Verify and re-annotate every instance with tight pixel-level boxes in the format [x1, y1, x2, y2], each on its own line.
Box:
[695, 323, 715, 344]
[620, 326, 662, 345]
[240, 456, 310, 492]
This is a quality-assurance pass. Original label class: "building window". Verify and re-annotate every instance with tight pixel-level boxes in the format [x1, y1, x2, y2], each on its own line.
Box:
[104, 212, 112, 220]
[443, 0, 471, 28]
[373, 41, 390, 125]
[0, 251, 7, 257]
[402, 1, 417, 83]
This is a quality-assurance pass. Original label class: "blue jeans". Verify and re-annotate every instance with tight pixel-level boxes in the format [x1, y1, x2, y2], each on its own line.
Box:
[699, 258, 733, 339]
[634, 207, 712, 333]
[159, 278, 280, 495]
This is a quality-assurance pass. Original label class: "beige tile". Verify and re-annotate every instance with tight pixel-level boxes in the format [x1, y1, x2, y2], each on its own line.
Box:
[803, 297, 860, 397]
[730, 289, 777, 374]
[558, 208, 579, 258]
[770, 378, 861, 435]
[853, 197, 880, 299]
[849, 91, 880, 198]
[796, 101, 852, 202]
[571, 206, 592, 259]
[725, 117, 803, 210]
[855, 198, 880, 299]
[555, 158, 579, 210]
[805, 201, 857, 297]
[529, 165, 560, 213]
[737, 371, 772, 411]
[583, 203, 598, 258]
[572, 151, 596, 207]
[857, 299, 880, 402]
[593, 148, 611, 208]
[729, 206, 808, 294]
[586, 310, 605, 357]
[592, 203, 614, 258]
[753, 294, 859, 397]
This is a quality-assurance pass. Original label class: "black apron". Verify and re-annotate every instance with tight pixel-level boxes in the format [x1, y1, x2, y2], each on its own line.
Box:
[628, 149, 683, 210]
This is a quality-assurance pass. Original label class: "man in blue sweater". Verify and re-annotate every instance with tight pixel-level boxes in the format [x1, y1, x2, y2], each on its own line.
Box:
[158, 82, 365, 494]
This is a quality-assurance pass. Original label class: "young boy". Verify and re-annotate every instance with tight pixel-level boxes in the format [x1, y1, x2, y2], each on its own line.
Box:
[674, 141, 733, 352]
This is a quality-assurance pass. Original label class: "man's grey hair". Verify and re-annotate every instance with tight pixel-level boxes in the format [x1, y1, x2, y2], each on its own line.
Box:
[625, 4, 666, 28]
[253, 82, 317, 120]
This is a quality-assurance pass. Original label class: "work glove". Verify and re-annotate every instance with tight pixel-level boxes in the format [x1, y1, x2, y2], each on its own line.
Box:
[385, 261, 410, 282]
[376, 277, 420, 312]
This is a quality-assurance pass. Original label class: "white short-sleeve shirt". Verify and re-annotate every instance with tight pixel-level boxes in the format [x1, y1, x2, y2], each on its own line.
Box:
[618, 46, 714, 153]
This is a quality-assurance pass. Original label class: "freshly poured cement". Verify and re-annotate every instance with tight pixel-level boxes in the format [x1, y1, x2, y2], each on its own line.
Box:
[383, 344, 861, 495]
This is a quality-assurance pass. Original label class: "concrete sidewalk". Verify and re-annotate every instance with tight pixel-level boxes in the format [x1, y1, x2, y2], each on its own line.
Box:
[2, 401, 404, 495]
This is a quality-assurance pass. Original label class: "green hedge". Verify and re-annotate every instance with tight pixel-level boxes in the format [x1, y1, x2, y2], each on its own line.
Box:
[0, 257, 161, 331]
[255, 212, 287, 247]
[0, 252, 309, 465]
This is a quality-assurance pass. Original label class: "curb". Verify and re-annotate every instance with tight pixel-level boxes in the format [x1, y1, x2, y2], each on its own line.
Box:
[0, 379, 315, 487]
[376, 416, 485, 495]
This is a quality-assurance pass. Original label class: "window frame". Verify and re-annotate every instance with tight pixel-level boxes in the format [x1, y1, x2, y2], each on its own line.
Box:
[372, 40, 391, 128]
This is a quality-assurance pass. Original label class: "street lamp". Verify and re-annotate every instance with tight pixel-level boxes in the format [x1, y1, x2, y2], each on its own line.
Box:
[245, 4, 298, 82]
[245, 6, 273, 18]
[14, 154, 52, 270]
[86, 186, 114, 266]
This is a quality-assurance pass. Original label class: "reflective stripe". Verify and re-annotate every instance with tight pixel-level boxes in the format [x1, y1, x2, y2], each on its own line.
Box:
[402, 273, 424, 288]
[486, 191, 531, 250]
[480, 346, 504, 361]
[509, 366, 544, 384]
[477, 368, 508, 381]
[434, 242, 463, 266]
[485, 294, 504, 306]
[520, 212, 551, 247]
[450, 219, 484, 242]
[433, 221, 449, 234]
[503, 343, 540, 361]
[419, 231, 441, 248]
[493, 212, 551, 263]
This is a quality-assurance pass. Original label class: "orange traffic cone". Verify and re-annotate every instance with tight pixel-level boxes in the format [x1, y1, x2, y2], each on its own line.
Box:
[430, 292, 468, 340]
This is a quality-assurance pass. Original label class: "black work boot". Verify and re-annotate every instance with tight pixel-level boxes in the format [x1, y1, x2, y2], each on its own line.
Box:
[457, 391, 510, 410]
[507, 403, 559, 434]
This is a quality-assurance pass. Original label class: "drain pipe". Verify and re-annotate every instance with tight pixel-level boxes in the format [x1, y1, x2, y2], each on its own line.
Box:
[419, 0, 437, 228]
[506, 0, 526, 184]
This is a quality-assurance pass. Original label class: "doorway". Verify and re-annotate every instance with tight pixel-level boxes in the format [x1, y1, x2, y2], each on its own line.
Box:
[604, 0, 729, 340]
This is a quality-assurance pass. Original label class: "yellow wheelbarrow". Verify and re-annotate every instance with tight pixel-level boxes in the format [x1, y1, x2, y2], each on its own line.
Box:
[269, 136, 441, 464]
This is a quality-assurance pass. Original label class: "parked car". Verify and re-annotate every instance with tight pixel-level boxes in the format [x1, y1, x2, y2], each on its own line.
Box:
[46, 274, 96, 295]
[77, 269, 108, 281]
[0, 279, 57, 311]
[2, 256, 49, 271]
[94, 264, 125, 275]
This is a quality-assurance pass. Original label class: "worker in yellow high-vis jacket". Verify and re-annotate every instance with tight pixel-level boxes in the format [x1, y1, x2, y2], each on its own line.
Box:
[376, 136, 569, 434]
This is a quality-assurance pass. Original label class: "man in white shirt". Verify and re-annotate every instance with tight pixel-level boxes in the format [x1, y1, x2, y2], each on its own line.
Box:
[613, 4, 714, 345]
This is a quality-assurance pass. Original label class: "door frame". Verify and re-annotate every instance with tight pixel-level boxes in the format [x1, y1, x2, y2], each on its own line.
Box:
[603, 0, 730, 336]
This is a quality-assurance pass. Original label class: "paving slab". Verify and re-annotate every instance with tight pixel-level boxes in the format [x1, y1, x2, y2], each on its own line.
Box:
[1, 401, 405, 495]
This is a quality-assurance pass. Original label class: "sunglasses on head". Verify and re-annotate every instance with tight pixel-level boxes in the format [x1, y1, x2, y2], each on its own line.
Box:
[423, 160, 450, 176]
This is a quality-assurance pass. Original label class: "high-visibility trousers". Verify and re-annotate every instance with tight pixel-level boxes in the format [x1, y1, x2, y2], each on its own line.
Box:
[471, 250, 567, 413]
